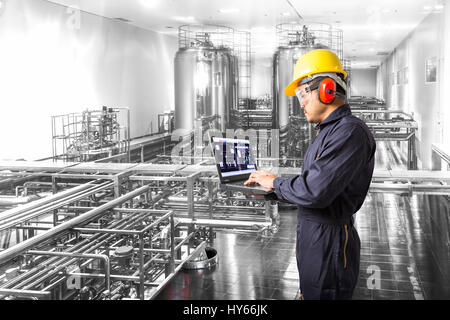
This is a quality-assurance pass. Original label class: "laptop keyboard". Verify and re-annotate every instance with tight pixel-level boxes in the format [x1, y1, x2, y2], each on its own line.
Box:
[229, 181, 266, 189]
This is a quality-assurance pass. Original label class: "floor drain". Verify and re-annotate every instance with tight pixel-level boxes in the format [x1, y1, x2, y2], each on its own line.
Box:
[182, 247, 218, 270]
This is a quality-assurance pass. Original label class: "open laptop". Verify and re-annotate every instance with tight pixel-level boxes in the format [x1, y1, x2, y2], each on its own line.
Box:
[210, 135, 271, 195]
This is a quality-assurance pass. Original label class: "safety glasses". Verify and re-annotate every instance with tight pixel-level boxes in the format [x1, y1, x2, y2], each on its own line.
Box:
[294, 83, 318, 106]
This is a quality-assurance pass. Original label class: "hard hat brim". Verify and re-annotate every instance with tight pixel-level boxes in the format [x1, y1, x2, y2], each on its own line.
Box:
[284, 79, 300, 97]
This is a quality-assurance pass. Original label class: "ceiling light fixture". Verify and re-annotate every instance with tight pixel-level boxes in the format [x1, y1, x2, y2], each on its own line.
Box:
[281, 12, 291, 16]
[140, 0, 160, 9]
[172, 16, 196, 22]
[374, 31, 382, 38]
[434, 4, 444, 10]
[218, 8, 240, 14]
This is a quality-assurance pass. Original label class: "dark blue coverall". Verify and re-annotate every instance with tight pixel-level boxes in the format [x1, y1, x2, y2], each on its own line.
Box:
[267, 104, 376, 300]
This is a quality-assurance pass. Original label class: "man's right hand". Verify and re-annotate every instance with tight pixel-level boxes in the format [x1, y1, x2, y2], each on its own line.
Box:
[244, 170, 277, 192]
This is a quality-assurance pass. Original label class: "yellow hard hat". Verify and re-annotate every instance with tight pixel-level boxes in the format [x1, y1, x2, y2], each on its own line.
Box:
[284, 49, 347, 96]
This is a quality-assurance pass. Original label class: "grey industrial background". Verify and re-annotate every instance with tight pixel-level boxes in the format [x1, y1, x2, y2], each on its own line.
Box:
[0, 0, 448, 301]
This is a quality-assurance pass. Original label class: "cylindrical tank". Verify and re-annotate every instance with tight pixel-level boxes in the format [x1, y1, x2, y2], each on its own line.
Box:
[174, 25, 238, 132]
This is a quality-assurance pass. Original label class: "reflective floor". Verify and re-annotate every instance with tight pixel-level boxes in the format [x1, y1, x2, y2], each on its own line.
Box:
[155, 141, 450, 300]
[155, 211, 300, 300]
[353, 193, 450, 299]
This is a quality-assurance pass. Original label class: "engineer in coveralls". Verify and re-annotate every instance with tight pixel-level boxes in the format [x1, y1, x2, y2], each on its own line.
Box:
[245, 49, 376, 299]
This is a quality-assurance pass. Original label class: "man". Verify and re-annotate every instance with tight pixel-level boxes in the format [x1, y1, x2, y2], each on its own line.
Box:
[245, 49, 376, 300]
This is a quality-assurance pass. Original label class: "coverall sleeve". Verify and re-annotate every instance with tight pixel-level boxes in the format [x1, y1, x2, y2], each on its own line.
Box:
[272, 124, 372, 208]
[264, 191, 291, 203]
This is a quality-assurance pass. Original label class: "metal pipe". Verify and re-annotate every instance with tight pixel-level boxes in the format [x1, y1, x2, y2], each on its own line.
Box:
[16, 203, 156, 291]
[0, 182, 96, 222]
[176, 218, 271, 229]
[12, 211, 150, 290]
[0, 181, 114, 231]
[2, 239, 93, 289]
[0, 195, 40, 206]
[131, 232, 196, 277]
[108, 247, 170, 254]
[174, 232, 195, 252]
[138, 234, 145, 300]
[53, 272, 139, 283]
[160, 203, 266, 211]
[73, 210, 173, 235]
[73, 227, 141, 236]
[370, 183, 450, 195]
[140, 211, 173, 233]
[169, 214, 175, 273]
[27, 250, 111, 293]
[0, 288, 51, 300]
[1, 199, 144, 289]
[0, 185, 149, 265]
[16, 238, 110, 290]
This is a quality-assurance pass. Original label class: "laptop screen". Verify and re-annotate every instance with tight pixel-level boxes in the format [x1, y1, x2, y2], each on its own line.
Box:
[211, 137, 256, 178]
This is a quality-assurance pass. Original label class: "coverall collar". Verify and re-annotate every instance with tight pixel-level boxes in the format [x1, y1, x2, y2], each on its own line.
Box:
[315, 104, 351, 131]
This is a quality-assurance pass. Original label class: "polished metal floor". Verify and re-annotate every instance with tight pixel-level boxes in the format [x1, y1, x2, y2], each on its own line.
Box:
[155, 141, 450, 300]
[353, 192, 450, 299]
[155, 210, 300, 300]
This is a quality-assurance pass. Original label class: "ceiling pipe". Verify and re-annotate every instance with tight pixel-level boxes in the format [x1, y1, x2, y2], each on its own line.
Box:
[285, 0, 303, 20]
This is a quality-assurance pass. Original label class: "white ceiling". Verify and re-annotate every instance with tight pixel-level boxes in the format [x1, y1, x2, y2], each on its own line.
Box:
[46, 0, 444, 68]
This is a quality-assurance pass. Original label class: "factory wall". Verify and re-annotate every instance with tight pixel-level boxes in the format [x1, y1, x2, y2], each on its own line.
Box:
[0, 0, 178, 161]
[377, 7, 449, 170]
[442, 2, 450, 153]
[349, 69, 377, 97]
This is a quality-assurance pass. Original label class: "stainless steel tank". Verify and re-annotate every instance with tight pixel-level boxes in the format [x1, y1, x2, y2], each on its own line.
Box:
[174, 26, 238, 132]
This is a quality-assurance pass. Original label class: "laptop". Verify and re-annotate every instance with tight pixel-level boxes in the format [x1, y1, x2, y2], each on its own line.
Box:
[210, 135, 271, 195]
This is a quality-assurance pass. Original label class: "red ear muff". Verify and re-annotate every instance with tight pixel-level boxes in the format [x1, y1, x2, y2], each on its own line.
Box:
[319, 78, 337, 104]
